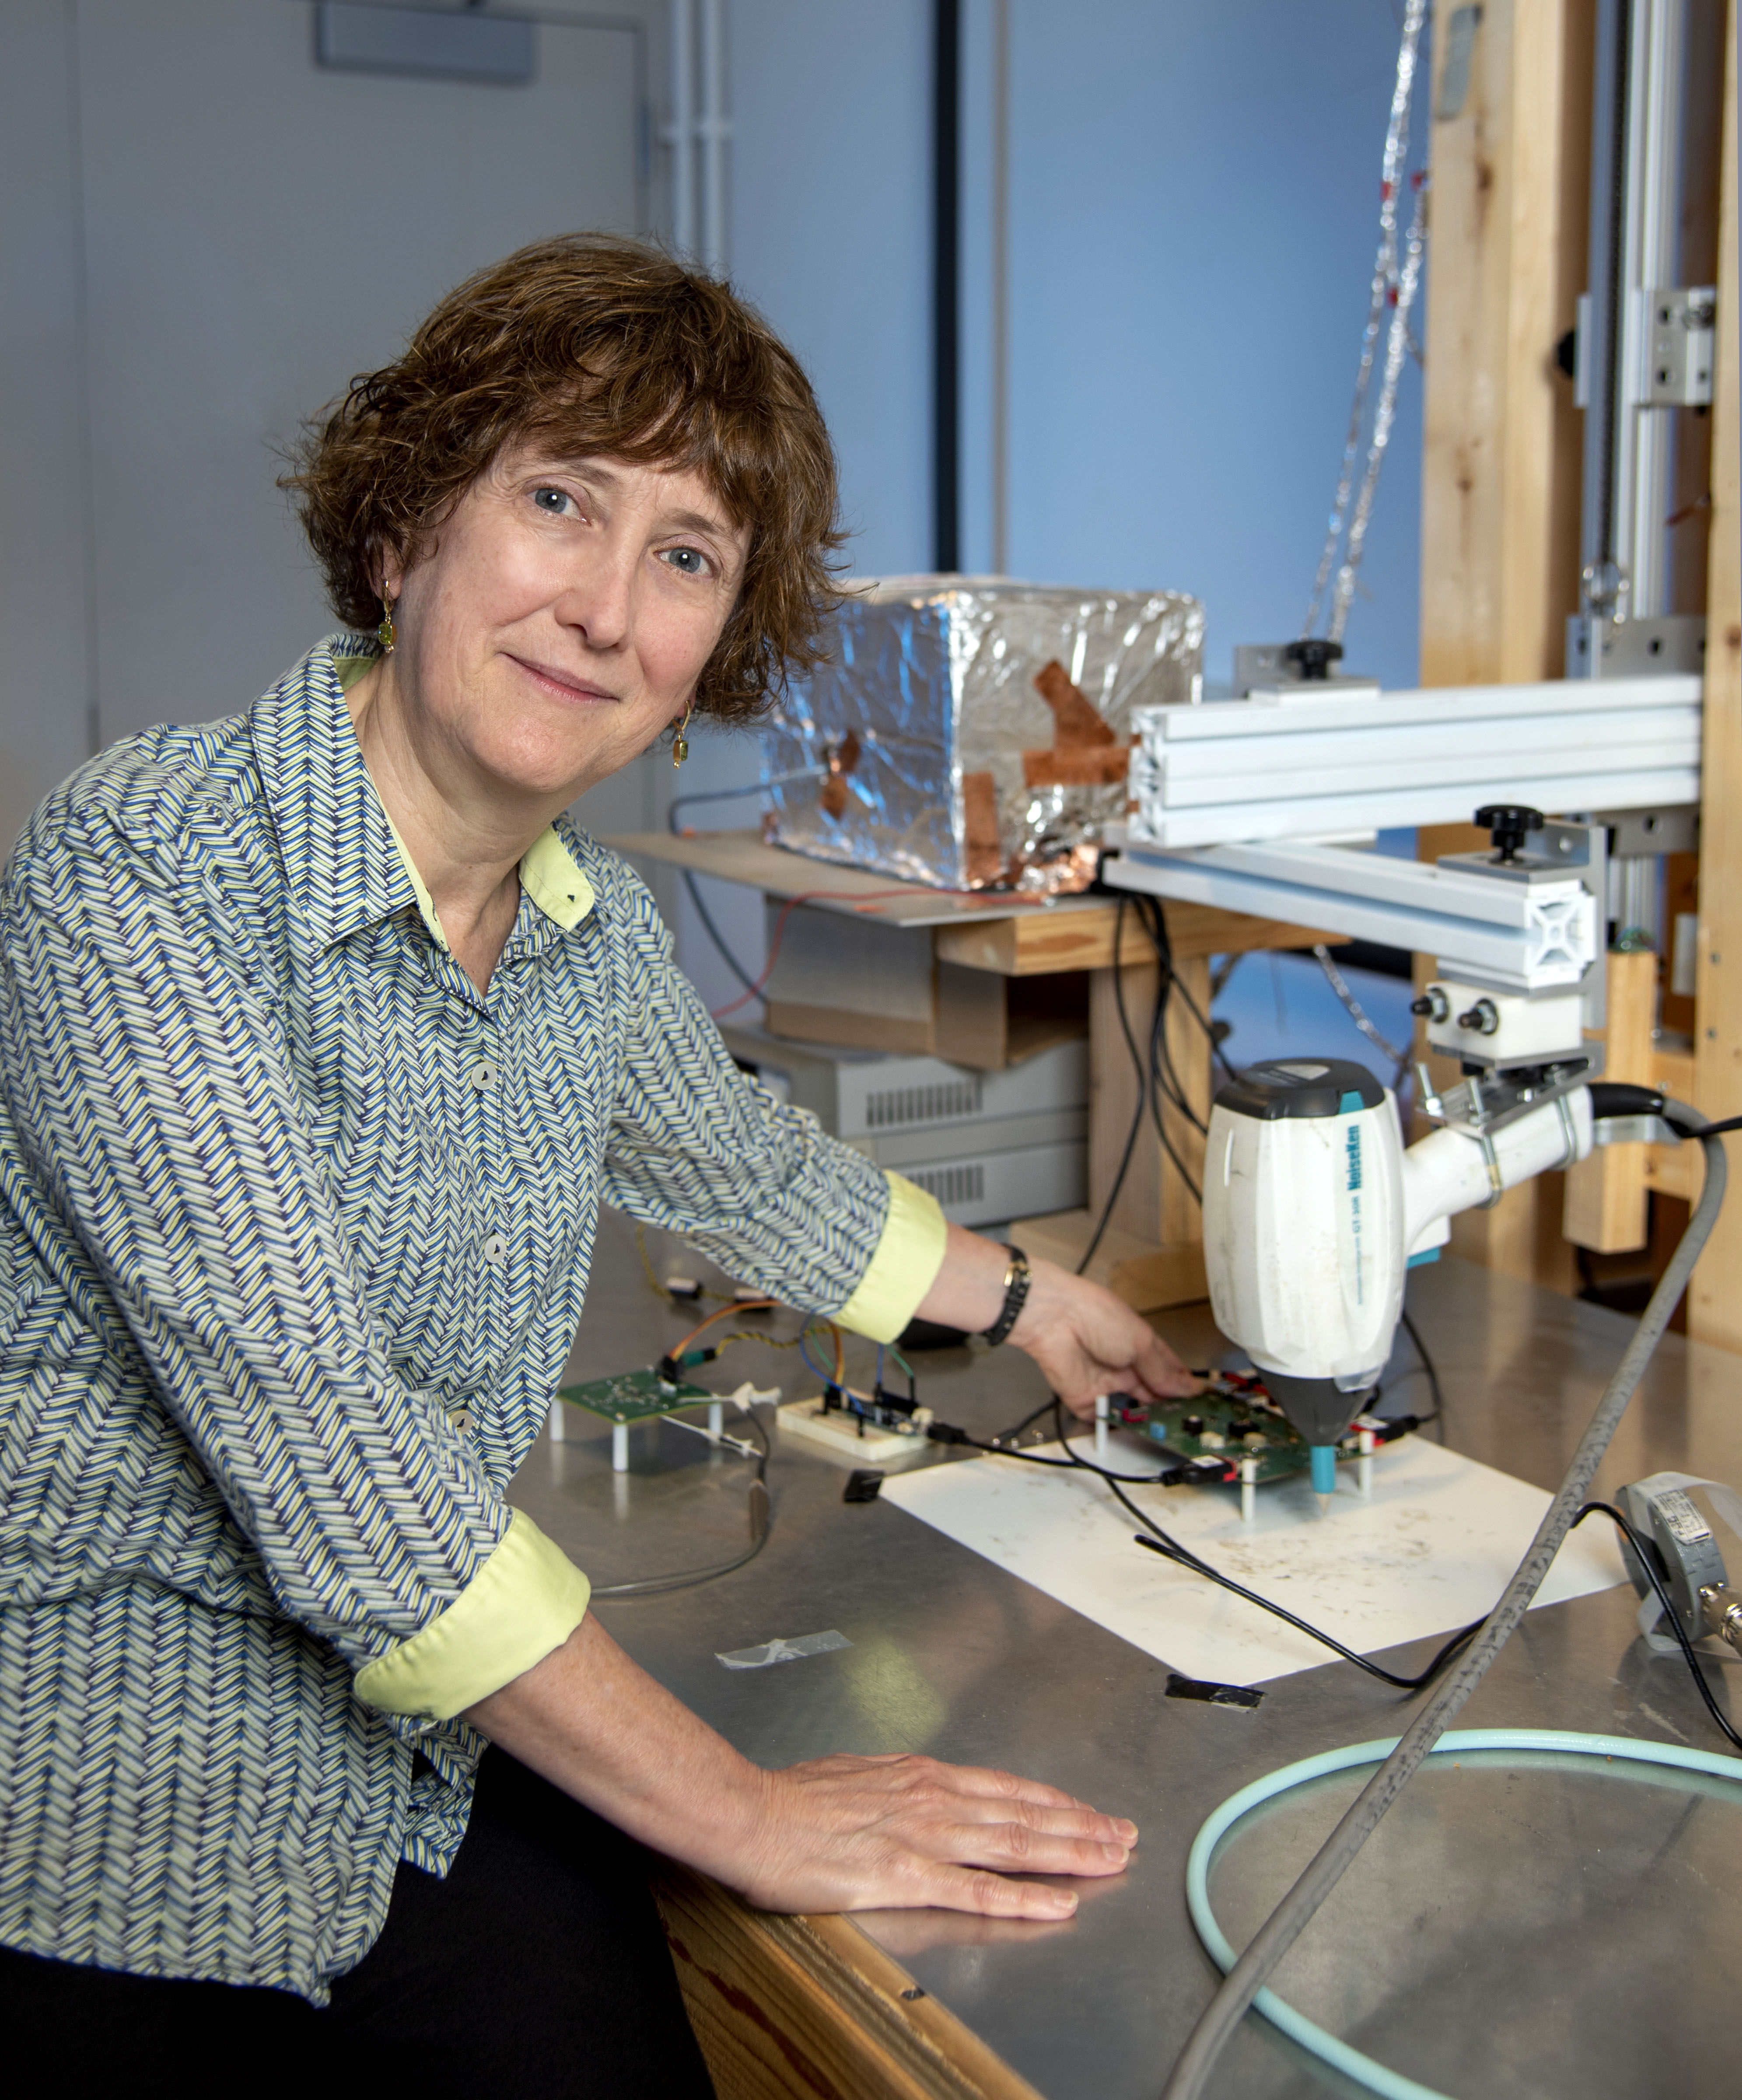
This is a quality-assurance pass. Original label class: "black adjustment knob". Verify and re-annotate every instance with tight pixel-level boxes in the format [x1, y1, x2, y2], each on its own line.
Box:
[1474, 804, 1543, 863]
[1284, 637, 1345, 682]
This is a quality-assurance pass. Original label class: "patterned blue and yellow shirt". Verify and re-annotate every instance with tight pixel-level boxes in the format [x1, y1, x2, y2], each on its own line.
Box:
[0, 637, 946, 2002]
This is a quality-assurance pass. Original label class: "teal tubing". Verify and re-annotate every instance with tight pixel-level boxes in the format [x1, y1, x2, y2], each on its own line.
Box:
[1309, 1443, 1338, 1495]
[1185, 1728, 1742, 2100]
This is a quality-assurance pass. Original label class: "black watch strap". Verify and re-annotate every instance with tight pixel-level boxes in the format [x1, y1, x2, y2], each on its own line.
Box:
[980, 1245, 1032, 1348]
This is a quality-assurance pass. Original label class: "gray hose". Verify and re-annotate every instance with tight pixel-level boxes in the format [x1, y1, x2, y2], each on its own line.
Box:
[1161, 1103, 1729, 2100]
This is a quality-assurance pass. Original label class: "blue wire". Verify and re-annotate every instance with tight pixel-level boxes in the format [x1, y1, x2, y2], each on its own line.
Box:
[795, 1324, 836, 1390]
[1185, 1728, 1742, 2100]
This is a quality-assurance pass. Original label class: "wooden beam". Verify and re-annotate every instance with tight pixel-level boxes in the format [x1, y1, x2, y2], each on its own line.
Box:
[932, 902, 1347, 976]
[1690, 0, 1742, 1351]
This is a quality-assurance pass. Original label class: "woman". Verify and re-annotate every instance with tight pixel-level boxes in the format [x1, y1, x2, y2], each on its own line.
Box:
[0, 236, 1197, 2090]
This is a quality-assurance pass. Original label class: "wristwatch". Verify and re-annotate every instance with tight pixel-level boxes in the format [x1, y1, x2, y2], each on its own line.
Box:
[980, 1245, 1032, 1348]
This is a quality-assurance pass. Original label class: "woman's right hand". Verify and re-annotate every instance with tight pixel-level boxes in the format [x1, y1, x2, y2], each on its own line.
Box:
[734, 1751, 1135, 1919]
[469, 1613, 1134, 1920]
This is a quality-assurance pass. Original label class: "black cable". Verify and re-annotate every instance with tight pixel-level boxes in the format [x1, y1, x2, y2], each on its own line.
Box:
[1110, 920, 1203, 1204]
[1574, 1500, 1742, 1757]
[1134, 899, 1206, 1130]
[666, 769, 822, 831]
[1141, 899, 1209, 1134]
[1103, 1471, 1480, 1692]
[1130, 1526, 1480, 1692]
[938, 1397, 1478, 1693]
[1078, 896, 1218, 1268]
[1142, 936, 1206, 1138]
[1146, 1029, 1204, 1203]
[988, 1393, 1061, 1447]
[1077, 901, 1153, 1274]
[1138, 894, 1237, 1086]
[1398, 1306, 1444, 1430]
[665, 771, 825, 1002]
[955, 1428, 1180, 1488]
[681, 870, 763, 998]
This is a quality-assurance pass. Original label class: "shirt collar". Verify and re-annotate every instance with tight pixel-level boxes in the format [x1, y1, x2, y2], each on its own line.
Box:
[251, 636, 596, 952]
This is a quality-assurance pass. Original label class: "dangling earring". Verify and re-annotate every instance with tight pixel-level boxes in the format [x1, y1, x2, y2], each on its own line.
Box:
[378, 589, 396, 654]
[672, 698, 693, 767]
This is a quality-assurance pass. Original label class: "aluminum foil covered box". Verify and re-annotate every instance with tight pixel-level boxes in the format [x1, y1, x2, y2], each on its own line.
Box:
[762, 577, 1204, 893]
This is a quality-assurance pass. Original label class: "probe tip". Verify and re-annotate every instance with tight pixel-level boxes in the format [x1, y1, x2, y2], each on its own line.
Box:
[1315, 1492, 1332, 1519]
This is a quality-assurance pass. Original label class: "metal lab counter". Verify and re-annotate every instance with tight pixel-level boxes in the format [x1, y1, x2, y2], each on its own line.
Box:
[511, 1226, 1742, 2100]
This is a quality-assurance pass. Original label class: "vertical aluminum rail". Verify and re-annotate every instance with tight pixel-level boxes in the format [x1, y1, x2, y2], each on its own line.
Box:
[698, 0, 728, 275]
[1578, 0, 1688, 643]
[667, 0, 696, 258]
[1617, 0, 1686, 620]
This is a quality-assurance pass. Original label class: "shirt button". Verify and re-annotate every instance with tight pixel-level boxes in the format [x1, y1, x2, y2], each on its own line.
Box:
[482, 1233, 507, 1265]
[469, 1059, 497, 1090]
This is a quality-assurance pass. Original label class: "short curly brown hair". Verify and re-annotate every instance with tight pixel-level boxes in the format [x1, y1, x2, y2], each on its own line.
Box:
[284, 233, 845, 724]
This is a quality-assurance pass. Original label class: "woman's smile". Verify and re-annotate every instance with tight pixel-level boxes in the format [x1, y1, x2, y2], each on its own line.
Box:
[502, 652, 623, 706]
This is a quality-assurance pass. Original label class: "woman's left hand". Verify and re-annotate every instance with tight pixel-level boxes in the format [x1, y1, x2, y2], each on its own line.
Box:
[913, 1225, 1203, 1419]
[1007, 1257, 1201, 1418]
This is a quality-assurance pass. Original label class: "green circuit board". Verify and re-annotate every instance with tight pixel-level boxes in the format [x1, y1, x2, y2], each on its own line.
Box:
[555, 1368, 717, 1424]
[1138, 1375, 1364, 1484]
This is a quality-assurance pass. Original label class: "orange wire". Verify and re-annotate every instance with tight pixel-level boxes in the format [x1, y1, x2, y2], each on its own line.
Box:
[671, 1298, 777, 1357]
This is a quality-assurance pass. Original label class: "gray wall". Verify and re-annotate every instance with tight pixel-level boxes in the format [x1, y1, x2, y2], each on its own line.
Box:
[2, 2, 1426, 1014]
[0, 0, 661, 852]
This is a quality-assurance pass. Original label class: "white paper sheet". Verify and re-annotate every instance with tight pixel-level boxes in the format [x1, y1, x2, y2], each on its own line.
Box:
[880, 1433, 1630, 1686]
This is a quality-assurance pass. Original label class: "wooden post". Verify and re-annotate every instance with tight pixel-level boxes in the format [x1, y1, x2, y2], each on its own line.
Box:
[1416, 1, 1593, 1288]
[1419, 1, 1592, 691]
[1690, 2, 1742, 1350]
[1564, 948, 1659, 1250]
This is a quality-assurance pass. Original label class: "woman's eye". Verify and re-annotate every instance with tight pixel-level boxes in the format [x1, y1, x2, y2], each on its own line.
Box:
[532, 486, 576, 517]
[661, 546, 708, 577]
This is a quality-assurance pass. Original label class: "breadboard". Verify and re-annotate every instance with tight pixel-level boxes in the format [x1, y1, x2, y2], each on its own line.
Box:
[777, 1398, 934, 1469]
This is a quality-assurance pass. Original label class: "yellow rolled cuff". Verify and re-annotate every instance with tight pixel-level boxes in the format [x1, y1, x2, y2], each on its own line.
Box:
[832, 1172, 948, 1344]
[353, 1509, 591, 1721]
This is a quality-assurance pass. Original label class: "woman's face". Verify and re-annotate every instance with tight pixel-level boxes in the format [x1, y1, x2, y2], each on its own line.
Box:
[383, 441, 751, 805]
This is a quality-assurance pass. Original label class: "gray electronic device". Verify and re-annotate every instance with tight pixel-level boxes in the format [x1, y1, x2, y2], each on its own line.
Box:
[717, 1025, 1088, 1228]
[1618, 1474, 1731, 1642]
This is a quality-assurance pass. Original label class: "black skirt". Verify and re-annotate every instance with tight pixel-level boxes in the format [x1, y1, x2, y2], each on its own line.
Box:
[0, 1747, 715, 2098]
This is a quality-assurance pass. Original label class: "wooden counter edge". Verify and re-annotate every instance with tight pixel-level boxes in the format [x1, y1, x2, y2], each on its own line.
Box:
[651, 1862, 1045, 2100]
